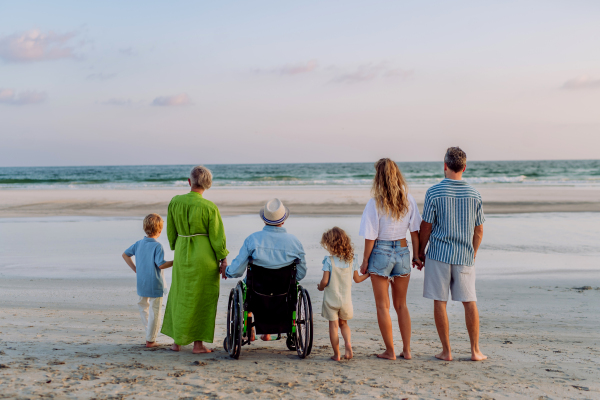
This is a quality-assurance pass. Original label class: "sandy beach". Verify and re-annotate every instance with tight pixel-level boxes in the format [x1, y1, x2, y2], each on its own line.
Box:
[1, 211, 599, 399]
[1, 185, 600, 218]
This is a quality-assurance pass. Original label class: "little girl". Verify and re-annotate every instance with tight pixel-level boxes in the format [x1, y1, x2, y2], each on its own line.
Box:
[317, 227, 370, 361]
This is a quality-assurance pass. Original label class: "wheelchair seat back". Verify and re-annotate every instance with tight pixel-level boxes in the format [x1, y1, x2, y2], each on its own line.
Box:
[246, 261, 297, 335]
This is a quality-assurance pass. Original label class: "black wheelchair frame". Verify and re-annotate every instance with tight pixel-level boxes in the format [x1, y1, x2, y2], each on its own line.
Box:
[223, 260, 313, 359]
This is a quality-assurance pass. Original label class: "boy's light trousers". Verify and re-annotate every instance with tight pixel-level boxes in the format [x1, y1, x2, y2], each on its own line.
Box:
[137, 296, 163, 342]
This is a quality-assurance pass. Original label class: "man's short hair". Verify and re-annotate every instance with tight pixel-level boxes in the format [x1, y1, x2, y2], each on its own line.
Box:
[190, 165, 213, 190]
[143, 213, 163, 236]
[444, 147, 467, 172]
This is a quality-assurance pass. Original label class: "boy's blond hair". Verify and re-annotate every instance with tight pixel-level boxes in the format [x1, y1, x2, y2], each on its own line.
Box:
[143, 213, 164, 237]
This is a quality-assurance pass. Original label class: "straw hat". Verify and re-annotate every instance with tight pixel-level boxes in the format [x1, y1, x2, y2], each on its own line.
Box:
[260, 198, 289, 225]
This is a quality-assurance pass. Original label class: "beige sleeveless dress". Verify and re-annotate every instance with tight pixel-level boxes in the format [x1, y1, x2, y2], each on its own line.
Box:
[322, 256, 354, 321]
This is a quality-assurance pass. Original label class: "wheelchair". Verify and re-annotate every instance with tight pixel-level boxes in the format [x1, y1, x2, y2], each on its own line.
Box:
[223, 260, 313, 359]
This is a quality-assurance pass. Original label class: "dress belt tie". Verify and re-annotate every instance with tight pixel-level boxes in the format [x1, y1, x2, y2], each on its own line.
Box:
[178, 233, 208, 237]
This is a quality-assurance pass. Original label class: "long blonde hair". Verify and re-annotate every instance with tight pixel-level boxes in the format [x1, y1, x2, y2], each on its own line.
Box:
[371, 158, 409, 220]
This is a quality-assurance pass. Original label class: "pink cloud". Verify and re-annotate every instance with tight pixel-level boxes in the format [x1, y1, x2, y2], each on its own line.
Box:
[562, 75, 600, 90]
[0, 29, 79, 63]
[0, 88, 47, 105]
[152, 93, 192, 106]
[332, 63, 413, 84]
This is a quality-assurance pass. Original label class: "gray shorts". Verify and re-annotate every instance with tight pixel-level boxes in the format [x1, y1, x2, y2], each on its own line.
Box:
[423, 258, 477, 302]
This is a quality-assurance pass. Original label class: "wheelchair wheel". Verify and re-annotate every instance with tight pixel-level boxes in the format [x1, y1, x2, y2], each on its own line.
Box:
[226, 284, 244, 359]
[295, 287, 313, 358]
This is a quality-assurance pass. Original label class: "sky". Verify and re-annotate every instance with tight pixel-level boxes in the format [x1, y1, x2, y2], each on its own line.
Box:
[1, 0, 599, 166]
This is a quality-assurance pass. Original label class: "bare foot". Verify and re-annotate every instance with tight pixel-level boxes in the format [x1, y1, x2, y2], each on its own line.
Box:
[399, 350, 411, 360]
[435, 351, 452, 361]
[344, 345, 353, 360]
[260, 334, 271, 341]
[169, 344, 180, 352]
[192, 343, 212, 354]
[376, 350, 396, 360]
[331, 354, 341, 361]
[471, 350, 487, 361]
[146, 341, 161, 348]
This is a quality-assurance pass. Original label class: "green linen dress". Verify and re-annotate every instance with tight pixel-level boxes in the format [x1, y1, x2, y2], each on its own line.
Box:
[161, 192, 229, 345]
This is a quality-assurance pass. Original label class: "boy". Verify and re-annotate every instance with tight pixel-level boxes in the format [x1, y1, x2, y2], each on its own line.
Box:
[122, 213, 173, 348]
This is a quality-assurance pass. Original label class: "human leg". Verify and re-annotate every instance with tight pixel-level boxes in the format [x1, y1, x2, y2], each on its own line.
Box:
[463, 302, 487, 361]
[434, 300, 452, 361]
[371, 275, 395, 360]
[192, 341, 212, 353]
[391, 274, 411, 359]
[146, 297, 163, 347]
[339, 319, 353, 359]
[329, 320, 341, 361]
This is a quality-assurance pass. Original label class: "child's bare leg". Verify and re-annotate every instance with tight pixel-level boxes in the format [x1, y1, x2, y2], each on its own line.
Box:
[329, 320, 341, 361]
[192, 341, 212, 354]
[339, 319, 353, 359]
[146, 341, 161, 348]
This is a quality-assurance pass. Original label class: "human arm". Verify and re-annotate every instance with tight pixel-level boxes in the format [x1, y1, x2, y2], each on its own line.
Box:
[360, 239, 375, 274]
[167, 202, 177, 251]
[317, 271, 330, 291]
[410, 231, 422, 269]
[225, 238, 250, 279]
[122, 253, 136, 273]
[473, 224, 483, 259]
[418, 221, 432, 269]
[159, 261, 173, 270]
[208, 207, 229, 275]
[353, 270, 370, 283]
[295, 241, 307, 281]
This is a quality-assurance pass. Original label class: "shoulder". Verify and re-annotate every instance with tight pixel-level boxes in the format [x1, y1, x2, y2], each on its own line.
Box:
[363, 198, 377, 213]
[407, 193, 418, 205]
[322, 256, 331, 266]
[425, 181, 447, 199]
[463, 184, 482, 200]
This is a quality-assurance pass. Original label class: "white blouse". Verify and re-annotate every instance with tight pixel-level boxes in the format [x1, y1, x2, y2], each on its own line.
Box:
[359, 194, 422, 240]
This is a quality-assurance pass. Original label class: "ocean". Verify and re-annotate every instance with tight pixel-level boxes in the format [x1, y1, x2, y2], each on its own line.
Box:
[0, 160, 599, 189]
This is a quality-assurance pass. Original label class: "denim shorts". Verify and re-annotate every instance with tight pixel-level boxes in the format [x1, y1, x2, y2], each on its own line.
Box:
[367, 240, 411, 279]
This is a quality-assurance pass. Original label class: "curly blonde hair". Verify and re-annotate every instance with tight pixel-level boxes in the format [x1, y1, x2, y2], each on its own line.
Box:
[371, 158, 409, 220]
[320, 227, 354, 264]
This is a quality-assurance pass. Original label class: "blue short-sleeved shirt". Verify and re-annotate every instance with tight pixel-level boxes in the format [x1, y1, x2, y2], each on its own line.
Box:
[124, 237, 167, 297]
[322, 255, 359, 272]
[422, 178, 485, 266]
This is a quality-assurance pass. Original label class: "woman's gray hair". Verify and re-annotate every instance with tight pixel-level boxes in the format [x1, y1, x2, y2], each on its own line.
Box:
[189, 165, 213, 190]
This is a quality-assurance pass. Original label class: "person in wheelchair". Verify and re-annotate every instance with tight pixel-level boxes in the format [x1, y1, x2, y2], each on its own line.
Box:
[222, 198, 307, 342]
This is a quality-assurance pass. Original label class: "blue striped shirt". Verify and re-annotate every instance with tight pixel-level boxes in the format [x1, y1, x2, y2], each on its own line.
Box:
[422, 179, 485, 266]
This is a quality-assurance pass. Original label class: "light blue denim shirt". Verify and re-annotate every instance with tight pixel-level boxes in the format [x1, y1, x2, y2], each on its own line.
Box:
[226, 225, 307, 281]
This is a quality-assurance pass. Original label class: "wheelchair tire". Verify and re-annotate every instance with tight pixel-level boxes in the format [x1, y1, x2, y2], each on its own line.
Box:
[295, 287, 313, 358]
[226, 284, 244, 359]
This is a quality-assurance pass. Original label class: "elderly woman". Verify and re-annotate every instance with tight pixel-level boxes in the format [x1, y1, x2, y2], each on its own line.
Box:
[161, 166, 229, 353]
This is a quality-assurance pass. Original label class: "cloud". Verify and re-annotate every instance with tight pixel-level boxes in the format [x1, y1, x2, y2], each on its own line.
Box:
[87, 73, 117, 81]
[0, 29, 79, 63]
[254, 60, 318, 75]
[562, 75, 600, 90]
[101, 98, 133, 106]
[152, 93, 192, 106]
[331, 63, 413, 84]
[0, 88, 47, 105]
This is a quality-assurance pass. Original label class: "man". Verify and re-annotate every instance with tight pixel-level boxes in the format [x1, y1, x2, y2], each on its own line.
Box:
[418, 147, 487, 361]
[223, 198, 307, 340]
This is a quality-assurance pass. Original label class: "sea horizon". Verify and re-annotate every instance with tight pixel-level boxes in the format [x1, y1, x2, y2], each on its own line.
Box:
[1, 159, 599, 190]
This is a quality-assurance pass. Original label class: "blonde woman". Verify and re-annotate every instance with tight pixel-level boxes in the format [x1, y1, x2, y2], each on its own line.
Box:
[359, 158, 422, 360]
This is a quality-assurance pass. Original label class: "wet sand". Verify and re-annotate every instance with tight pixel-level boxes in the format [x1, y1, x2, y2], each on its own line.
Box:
[1, 185, 600, 218]
[1, 213, 600, 398]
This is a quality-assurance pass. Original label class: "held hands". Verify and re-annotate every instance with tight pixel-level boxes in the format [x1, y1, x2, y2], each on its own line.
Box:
[219, 259, 228, 279]
[411, 257, 423, 271]
[359, 260, 369, 275]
